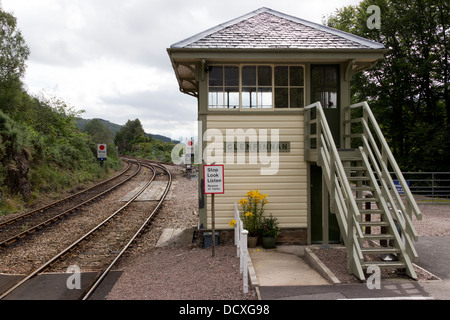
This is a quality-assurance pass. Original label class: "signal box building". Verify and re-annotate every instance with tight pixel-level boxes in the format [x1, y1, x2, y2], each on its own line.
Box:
[168, 8, 422, 280]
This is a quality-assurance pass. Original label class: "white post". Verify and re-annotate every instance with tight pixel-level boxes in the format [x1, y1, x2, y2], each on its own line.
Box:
[241, 229, 248, 294]
[234, 203, 240, 258]
[239, 220, 244, 274]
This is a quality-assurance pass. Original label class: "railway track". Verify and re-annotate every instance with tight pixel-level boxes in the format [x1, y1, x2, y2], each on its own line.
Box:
[0, 160, 139, 247]
[0, 159, 172, 300]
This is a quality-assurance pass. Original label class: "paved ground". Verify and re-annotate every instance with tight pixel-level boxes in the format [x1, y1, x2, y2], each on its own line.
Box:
[258, 236, 450, 300]
[415, 236, 450, 280]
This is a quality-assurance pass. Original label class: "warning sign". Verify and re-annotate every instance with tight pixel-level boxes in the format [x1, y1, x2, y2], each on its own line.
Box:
[97, 144, 107, 160]
[203, 165, 224, 194]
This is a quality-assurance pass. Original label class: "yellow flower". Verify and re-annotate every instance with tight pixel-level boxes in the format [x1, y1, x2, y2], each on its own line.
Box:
[245, 211, 253, 217]
[239, 198, 248, 206]
[229, 219, 237, 228]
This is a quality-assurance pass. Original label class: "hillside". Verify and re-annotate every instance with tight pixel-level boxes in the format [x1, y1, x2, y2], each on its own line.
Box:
[76, 118, 179, 144]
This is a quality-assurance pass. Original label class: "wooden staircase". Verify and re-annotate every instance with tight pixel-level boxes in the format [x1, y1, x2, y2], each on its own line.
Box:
[305, 101, 422, 281]
[340, 149, 416, 277]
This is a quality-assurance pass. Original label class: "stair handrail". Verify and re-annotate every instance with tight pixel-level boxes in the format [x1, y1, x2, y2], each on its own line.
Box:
[345, 102, 422, 223]
[305, 102, 365, 279]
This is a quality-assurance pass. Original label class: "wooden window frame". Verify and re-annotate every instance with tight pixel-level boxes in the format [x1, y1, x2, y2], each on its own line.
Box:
[207, 64, 305, 111]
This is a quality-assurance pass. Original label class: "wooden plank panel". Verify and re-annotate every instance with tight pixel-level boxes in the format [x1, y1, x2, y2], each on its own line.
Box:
[205, 113, 307, 229]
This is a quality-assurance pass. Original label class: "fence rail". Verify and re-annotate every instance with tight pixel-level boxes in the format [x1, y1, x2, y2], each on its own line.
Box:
[391, 172, 450, 204]
[234, 203, 249, 294]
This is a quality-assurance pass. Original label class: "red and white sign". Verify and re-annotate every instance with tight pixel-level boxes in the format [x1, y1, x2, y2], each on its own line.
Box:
[97, 144, 107, 159]
[203, 165, 225, 194]
[186, 140, 194, 155]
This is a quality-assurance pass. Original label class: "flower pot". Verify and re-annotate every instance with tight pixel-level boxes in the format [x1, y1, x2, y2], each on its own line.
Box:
[248, 236, 258, 248]
[262, 236, 277, 249]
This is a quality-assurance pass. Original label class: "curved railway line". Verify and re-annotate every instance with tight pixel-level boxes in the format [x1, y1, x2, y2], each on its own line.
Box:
[0, 158, 172, 300]
[0, 161, 139, 247]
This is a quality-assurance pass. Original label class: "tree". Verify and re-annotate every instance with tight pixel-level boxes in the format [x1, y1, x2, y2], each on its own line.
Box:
[114, 119, 148, 153]
[0, 3, 30, 116]
[83, 118, 114, 144]
[326, 0, 450, 171]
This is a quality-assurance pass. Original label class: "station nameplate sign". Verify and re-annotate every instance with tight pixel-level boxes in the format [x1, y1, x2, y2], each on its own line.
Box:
[224, 141, 290, 153]
[204, 165, 225, 194]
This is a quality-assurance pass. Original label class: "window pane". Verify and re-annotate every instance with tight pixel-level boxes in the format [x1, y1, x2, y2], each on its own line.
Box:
[209, 66, 223, 87]
[324, 67, 338, 87]
[311, 66, 339, 109]
[209, 89, 224, 109]
[225, 87, 239, 109]
[275, 66, 288, 86]
[290, 66, 304, 86]
[258, 66, 272, 86]
[242, 66, 256, 86]
[224, 66, 239, 86]
[311, 67, 324, 87]
[275, 88, 288, 108]
[242, 87, 257, 108]
[258, 88, 273, 108]
[290, 88, 304, 108]
[312, 89, 338, 108]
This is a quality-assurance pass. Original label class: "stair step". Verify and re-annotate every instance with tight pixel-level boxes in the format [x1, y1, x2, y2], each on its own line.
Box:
[362, 261, 406, 269]
[338, 150, 362, 161]
[347, 176, 370, 181]
[362, 234, 395, 241]
[344, 166, 366, 171]
[359, 221, 390, 227]
[351, 186, 374, 192]
[360, 209, 383, 214]
[361, 247, 401, 254]
[355, 197, 378, 202]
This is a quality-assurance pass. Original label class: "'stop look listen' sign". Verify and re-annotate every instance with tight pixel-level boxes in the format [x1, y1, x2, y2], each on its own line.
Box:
[203, 165, 225, 194]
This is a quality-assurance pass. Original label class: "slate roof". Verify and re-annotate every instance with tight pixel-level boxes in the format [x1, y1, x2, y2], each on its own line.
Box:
[171, 7, 385, 50]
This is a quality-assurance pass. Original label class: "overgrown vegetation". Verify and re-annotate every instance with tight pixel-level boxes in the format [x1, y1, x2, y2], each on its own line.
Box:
[114, 119, 176, 163]
[0, 5, 122, 216]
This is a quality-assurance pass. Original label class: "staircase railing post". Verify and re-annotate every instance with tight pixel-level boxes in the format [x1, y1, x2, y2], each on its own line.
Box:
[241, 230, 248, 294]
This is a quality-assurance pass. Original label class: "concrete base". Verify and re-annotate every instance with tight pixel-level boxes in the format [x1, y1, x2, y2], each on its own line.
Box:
[0, 271, 122, 300]
[248, 245, 331, 287]
[156, 228, 194, 247]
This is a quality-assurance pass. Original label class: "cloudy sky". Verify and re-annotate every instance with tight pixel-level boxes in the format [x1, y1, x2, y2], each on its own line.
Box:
[2, 0, 361, 141]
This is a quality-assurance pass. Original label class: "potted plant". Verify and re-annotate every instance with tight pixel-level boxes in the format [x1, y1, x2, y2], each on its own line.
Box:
[261, 214, 280, 249]
[239, 190, 268, 247]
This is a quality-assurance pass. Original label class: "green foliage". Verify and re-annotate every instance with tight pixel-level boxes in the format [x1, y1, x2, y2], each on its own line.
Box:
[0, 5, 30, 86]
[114, 119, 149, 153]
[0, 6, 124, 214]
[326, 0, 450, 172]
[128, 139, 176, 163]
[83, 118, 114, 144]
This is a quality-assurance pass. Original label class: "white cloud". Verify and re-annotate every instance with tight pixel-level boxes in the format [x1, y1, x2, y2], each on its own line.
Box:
[3, 0, 362, 139]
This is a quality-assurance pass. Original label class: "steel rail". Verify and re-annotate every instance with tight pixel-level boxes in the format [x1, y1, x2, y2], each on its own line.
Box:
[81, 161, 172, 300]
[0, 161, 140, 247]
[0, 161, 156, 300]
[0, 161, 132, 230]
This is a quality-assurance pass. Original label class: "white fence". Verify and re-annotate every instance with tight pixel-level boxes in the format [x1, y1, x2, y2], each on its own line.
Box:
[234, 203, 249, 294]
